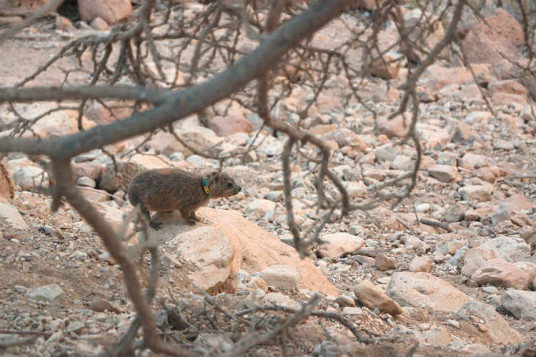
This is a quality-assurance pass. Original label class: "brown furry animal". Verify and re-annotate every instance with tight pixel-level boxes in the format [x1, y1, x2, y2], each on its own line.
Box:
[128, 168, 241, 228]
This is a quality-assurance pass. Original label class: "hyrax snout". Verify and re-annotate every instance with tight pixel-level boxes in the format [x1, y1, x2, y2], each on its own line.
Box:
[128, 168, 241, 227]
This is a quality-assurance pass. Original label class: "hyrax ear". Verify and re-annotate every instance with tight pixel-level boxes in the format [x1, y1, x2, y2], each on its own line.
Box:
[208, 171, 219, 182]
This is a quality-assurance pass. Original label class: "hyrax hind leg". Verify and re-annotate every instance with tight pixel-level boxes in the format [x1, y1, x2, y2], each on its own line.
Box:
[132, 202, 161, 230]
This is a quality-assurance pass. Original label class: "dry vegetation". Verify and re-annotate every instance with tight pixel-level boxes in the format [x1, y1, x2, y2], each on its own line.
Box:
[0, 0, 535, 356]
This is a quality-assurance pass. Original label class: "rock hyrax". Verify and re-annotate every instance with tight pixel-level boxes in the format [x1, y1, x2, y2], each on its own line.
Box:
[128, 168, 241, 227]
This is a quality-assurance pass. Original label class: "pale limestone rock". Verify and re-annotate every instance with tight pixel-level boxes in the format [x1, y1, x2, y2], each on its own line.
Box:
[387, 272, 471, 313]
[0, 203, 29, 230]
[150, 208, 338, 295]
[245, 199, 277, 217]
[409, 256, 432, 273]
[259, 265, 299, 290]
[501, 289, 536, 321]
[27, 284, 64, 303]
[459, 185, 492, 202]
[13, 166, 48, 191]
[316, 233, 364, 259]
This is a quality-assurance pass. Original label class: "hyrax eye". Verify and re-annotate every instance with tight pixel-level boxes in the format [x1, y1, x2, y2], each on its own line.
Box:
[227, 182, 233, 188]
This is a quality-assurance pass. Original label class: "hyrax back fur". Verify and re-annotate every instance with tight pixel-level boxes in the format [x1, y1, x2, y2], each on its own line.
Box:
[128, 168, 241, 227]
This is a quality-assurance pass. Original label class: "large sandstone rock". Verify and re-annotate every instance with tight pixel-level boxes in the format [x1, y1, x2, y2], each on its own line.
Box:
[78, 0, 132, 25]
[489, 79, 529, 106]
[18, 102, 95, 138]
[462, 9, 524, 65]
[418, 64, 490, 91]
[457, 300, 522, 345]
[0, 159, 14, 200]
[462, 236, 531, 276]
[471, 258, 531, 289]
[149, 208, 338, 295]
[387, 272, 471, 313]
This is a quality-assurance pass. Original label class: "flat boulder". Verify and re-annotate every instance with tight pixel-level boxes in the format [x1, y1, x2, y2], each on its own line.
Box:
[316, 233, 364, 259]
[150, 208, 338, 296]
[462, 236, 531, 276]
[387, 272, 471, 313]
[462, 9, 524, 66]
[471, 258, 531, 290]
[0, 203, 29, 230]
[457, 300, 522, 345]
[501, 289, 536, 321]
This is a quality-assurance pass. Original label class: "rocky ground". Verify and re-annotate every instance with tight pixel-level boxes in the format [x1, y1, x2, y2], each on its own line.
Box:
[1, 1, 536, 356]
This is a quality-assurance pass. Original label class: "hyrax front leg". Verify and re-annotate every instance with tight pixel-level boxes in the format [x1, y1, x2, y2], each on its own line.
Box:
[182, 209, 201, 226]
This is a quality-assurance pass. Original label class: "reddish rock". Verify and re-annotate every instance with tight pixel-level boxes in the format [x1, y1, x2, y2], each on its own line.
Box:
[55, 15, 73, 30]
[472, 258, 531, 289]
[428, 164, 458, 183]
[91, 17, 110, 31]
[71, 162, 103, 182]
[475, 167, 497, 183]
[78, 0, 132, 25]
[0, 160, 14, 201]
[387, 272, 471, 313]
[370, 54, 400, 80]
[489, 80, 529, 97]
[457, 300, 523, 345]
[462, 9, 524, 65]
[152, 208, 338, 295]
[355, 280, 402, 316]
[377, 114, 410, 138]
[208, 114, 252, 136]
[489, 79, 529, 106]
[419, 64, 490, 91]
[375, 253, 396, 271]
[84, 100, 134, 124]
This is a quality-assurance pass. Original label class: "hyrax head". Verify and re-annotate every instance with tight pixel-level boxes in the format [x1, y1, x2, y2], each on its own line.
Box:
[206, 171, 242, 198]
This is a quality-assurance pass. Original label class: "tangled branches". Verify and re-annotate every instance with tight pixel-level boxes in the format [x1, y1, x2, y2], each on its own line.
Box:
[2, 0, 534, 354]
